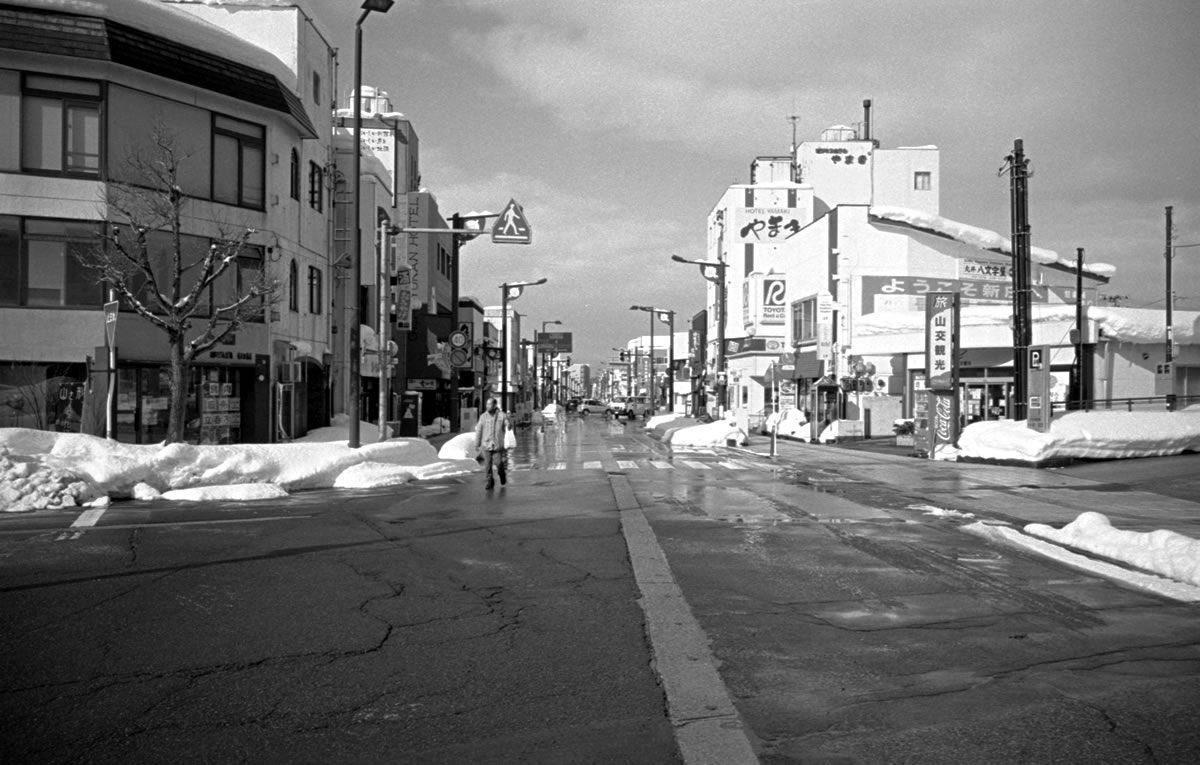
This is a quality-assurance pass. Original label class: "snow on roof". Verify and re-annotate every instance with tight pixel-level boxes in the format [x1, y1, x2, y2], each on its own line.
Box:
[9, 0, 294, 85]
[870, 205, 1117, 280]
[856, 304, 1200, 345]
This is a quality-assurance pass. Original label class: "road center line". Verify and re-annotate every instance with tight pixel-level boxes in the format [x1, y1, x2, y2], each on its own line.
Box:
[610, 473, 759, 765]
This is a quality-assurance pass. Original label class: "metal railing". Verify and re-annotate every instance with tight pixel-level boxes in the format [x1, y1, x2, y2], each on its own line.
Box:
[1050, 395, 1200, 414]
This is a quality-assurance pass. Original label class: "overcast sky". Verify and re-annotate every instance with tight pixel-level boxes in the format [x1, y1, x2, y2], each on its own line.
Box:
[314, 0, 1200, 369]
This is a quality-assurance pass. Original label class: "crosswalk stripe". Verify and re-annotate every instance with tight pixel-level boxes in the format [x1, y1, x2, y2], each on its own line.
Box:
[678, 460, 711, 470]
[583, 460, 603, 469]
[616, 460, 638, 469]
[718, 461, 747, 470]
[649, 461, 674, 470]
[550, 462, 566, 470]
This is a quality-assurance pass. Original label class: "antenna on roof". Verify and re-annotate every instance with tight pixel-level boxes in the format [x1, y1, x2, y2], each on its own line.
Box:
[787, 114, 801, 182]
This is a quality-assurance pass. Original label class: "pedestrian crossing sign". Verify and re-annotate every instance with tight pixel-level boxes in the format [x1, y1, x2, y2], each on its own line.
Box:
[491, 199, 532, 244]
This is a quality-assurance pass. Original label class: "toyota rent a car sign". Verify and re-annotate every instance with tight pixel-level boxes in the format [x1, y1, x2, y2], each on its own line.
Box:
[762, 278, 786, 324]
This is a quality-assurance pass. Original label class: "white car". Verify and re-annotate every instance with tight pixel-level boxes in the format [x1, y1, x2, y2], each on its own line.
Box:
[578, 398, 612, 416]
[611, 396, 652, 419]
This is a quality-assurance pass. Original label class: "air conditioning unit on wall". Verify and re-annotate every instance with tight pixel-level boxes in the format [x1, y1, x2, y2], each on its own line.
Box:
[279, 361, 303, 384]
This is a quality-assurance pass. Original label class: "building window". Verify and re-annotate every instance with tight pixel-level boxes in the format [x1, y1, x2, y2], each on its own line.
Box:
[914, 171, 932, 191]
[289, 149, 300, 201]
[0, 216, 101, 307]
[212, 115, 265, 209]
[312, 71, 321, 105]
[308, 161, 324, 212]
[21, 75, 102, 177]
[288, 259, 299, 312]
[308, 266, 322, 315]
[224, 243, 266, 323]
[790, 296, 818, 344]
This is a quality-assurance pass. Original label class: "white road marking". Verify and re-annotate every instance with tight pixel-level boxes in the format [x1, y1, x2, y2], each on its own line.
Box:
[71, 506, 107, 528]
[679, 460, 711, 470]
[649, 461, 674, 470]
[718, 461, 747, 470]
[616, 460, 639, 469]
[583, 460, 603, 469]
[550, 462, 566, 470]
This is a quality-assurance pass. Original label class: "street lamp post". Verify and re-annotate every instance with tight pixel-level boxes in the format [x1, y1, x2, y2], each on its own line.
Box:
[348, 0, 394, 449]
[1167, 240, 1200, 411]
[628, 307, 654, 403]
[672, 254, 727, 417]
[631, 305, 676, 412]
[539, 319, 561, 408]
[501, 278, 547, 414]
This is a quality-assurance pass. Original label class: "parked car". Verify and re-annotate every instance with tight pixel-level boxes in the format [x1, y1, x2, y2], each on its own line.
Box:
[611, 395, 652, 420]
[578, 398, 612, 416]
[565, 397, 582, 413]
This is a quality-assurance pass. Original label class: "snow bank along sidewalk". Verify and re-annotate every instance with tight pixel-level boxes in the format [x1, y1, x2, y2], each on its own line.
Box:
[0, 419, 477, 512]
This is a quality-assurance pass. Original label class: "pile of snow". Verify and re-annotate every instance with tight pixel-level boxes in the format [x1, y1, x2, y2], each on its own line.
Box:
[765, 408, 810, 440]
[438, 433, 478, 461]
[541, 403, 564, 421]
[0, 443, 103, 512]
[966, 519, 1200, 602]
[870, 206, 1116, 277]
[668, 417, 749, 448]
[645, 412, 685, 430]
[957, 410, 1200, 463]
[0, 419, 477, 511]
[1025, 512, 1200, 588]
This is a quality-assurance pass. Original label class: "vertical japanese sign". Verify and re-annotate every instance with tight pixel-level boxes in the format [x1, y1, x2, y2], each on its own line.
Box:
[924, 292, 960, 459]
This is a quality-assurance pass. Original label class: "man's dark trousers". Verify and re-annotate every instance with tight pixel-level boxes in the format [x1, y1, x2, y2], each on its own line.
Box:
[484, 448, 507, 489]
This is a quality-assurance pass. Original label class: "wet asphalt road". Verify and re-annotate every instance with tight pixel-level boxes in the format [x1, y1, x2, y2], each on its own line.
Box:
[1, 416, 1198, 764]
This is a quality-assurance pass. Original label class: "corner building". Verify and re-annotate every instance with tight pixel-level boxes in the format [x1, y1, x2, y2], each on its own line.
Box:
[0, 0, 337, 443]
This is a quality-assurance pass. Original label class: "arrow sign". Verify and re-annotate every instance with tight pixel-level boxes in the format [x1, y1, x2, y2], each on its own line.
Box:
[491, 199, 532, 245]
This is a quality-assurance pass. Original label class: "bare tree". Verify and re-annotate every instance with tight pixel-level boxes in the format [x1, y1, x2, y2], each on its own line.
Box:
[76, 123, 277, 443]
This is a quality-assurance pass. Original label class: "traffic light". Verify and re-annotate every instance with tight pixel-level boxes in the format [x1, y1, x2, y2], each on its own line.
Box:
[619, 351, 627, 361]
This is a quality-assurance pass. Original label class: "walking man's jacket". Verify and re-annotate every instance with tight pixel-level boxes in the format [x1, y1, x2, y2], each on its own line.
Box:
[475, 409, 508, 452]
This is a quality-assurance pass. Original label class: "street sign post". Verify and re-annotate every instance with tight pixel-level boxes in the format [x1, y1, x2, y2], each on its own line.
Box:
[102, 300, 119, 440]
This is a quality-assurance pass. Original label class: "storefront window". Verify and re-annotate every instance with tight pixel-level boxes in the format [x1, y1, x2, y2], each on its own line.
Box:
[195, 366, 242, 444]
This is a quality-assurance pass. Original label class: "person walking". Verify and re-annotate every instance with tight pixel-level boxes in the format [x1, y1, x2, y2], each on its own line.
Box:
[474, 397, 510, 490]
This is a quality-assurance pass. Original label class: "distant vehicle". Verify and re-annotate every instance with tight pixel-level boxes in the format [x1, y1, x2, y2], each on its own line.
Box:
[565, 397, 582, 413]
[611, 395, 652, 420]
[578, 398, 611, 416]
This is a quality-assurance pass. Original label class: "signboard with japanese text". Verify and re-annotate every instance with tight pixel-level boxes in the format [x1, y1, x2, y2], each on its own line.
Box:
[924, 291, 959, 391]
[817, 291, 834, 363]
[359, 127, 397, 204]
[959, 258, 1011, 282]
[731, 206, 809, 244]
[1027, 345, 1052, 432]
[864, 275, 1096, 313]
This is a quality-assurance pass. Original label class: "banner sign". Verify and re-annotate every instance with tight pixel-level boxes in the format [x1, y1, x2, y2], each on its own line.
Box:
[536, 331, 572, 354]
[924, 292, 959, 391]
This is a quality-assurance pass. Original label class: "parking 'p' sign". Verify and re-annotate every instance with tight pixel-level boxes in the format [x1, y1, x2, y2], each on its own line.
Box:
[1029, 348, 1043, 370]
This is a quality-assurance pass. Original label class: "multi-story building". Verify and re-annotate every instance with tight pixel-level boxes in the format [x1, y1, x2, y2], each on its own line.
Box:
[700, 110, 1132, 434]
[0, 0, 335, 443]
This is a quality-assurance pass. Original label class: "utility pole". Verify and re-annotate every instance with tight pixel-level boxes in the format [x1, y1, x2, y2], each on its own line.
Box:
[1165, 205, 1175, 411]
[1074, 247, 1085, 411]
[1002, 139, 1032, 421]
